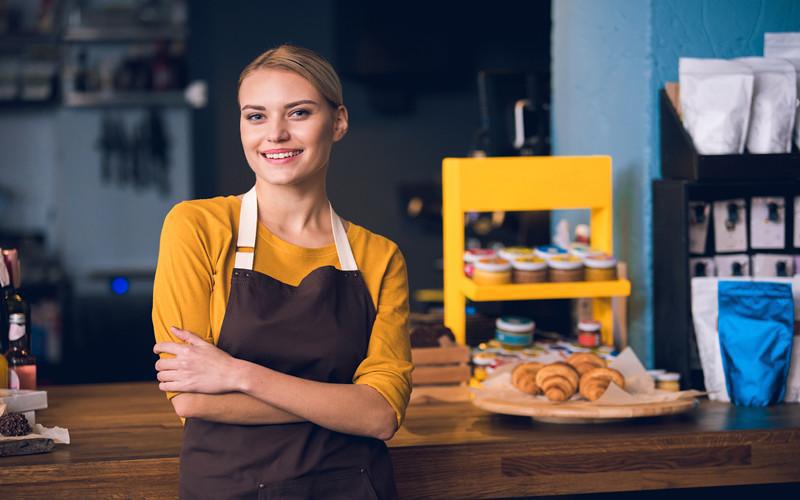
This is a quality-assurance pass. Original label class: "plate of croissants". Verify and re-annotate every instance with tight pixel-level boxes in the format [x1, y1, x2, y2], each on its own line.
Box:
[472, 352, 698, 423]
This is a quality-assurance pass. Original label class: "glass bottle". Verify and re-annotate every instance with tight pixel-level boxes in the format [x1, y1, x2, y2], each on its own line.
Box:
[6, 313, 36, 390]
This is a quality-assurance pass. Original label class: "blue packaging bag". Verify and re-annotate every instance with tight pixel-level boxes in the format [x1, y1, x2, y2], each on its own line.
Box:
[718, 281, 794, 406]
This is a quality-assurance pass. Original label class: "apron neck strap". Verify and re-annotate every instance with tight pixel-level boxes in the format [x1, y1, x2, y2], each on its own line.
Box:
[235, 186, 358, 272]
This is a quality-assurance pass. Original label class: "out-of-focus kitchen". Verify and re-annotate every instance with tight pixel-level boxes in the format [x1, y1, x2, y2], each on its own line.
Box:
[1, 0, 800, 498]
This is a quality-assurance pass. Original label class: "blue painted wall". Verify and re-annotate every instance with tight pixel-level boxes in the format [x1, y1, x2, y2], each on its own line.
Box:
[552, 0, 800, 367]
[552, 0, 653, 362]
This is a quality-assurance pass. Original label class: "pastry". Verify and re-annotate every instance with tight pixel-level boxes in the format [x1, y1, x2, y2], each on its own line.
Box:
[511, 362, 545, 395]
[535, 362, 579, 401]
[566, 352, 607, 376]
[579, 367, 625, 401]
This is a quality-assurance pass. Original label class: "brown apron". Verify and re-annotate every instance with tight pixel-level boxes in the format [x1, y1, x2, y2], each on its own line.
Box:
[179, 187, 398, 499]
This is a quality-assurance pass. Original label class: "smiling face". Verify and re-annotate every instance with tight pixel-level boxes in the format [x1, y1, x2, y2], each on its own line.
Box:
[239, 68, 348, 187]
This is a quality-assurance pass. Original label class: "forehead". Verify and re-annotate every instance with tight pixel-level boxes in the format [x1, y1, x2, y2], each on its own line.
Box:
[238, 68, 322, 105]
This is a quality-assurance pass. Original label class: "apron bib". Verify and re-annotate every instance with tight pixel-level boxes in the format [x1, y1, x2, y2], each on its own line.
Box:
[179, 187, 398, 499]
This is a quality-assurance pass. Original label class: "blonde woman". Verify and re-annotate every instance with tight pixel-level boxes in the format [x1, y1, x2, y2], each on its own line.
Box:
[153, 45, 412, 499]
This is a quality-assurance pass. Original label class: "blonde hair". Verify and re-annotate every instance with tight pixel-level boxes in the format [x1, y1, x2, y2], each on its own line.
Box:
[238, 44, 343, 108]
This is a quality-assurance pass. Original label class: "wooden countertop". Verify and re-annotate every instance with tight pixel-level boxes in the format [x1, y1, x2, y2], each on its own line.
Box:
[1, 382, 799, 498]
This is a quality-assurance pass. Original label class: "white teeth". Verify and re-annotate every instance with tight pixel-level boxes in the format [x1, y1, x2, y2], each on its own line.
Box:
[262, 150, 302, 159]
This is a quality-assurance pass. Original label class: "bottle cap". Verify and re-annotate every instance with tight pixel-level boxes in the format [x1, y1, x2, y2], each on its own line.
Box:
[474, 258, 512, 272]
[511, 256, 547, 271]
[463, 248, 496, 263]
[577, 320, 601, 332]
[584, 255, 617, 269]
[547, 255, 584, 270]
[496, 316, 535, 333]
[498, 246, 533, 261]
[656, 372, 681, 382]
[534, 245, 567, 260]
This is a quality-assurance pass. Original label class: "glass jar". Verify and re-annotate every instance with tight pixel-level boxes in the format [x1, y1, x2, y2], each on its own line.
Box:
[656, 372, 681, 392]
[495, 316, 535, 350]
[577, 320, 601, 347]
[511, 256, 548, 283]
[473, 258, 512, 285]
[464, 248, 496, 278]
[498, 246, 533, 262]
[547, 255, 585, 282]
[585, 255, 618, 281]
[534, 244, 567, 260]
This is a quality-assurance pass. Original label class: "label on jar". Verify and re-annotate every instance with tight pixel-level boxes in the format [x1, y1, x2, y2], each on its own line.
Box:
[9, 323, 25, 341]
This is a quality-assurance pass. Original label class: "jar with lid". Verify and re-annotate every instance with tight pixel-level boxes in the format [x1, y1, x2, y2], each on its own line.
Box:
[585, 255, 618, 281]
[547, 255, 585, 282]
[511, 256, 547, 283]
[568, 244, 604, 260]
[655, 372, 681, 392]
[495, 316, 535, 350]
[498, 246, 532, 262]
[534, 245, 567, 260]
[472, 258, 512, 285]
[463, 248, 496, 278]
[577, 320, 601, 348]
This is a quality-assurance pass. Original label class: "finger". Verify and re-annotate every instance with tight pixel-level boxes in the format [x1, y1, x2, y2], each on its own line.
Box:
[155, 358, 180, 371]
[153, 342, 187, 356]
[157, 370, 180, 382]
[159, 381, 184, 393]
[170, 326, 208, 346]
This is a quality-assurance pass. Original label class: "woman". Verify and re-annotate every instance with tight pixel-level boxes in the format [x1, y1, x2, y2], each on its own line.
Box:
[152, 45, 412, 499]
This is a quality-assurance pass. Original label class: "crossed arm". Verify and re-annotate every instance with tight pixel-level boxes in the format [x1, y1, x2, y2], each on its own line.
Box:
[154, 327, 398, 440]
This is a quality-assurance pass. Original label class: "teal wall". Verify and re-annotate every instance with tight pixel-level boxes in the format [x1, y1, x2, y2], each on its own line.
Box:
[552, 0, 800, 367]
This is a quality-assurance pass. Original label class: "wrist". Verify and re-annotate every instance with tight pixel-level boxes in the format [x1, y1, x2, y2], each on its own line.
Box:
[230, 358, 254, 393]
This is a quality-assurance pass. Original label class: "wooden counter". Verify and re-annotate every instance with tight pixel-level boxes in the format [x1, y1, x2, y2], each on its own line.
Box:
[1, 382, 799, 498]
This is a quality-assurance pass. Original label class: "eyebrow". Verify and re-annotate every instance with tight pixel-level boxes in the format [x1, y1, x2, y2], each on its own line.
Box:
[240, 100, 320, 112]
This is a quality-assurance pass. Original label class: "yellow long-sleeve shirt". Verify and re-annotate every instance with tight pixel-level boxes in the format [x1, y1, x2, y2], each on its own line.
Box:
[152, 196, 413, 425]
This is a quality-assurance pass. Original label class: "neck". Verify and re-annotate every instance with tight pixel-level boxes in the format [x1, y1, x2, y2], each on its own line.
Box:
[253, 174, 331, 238]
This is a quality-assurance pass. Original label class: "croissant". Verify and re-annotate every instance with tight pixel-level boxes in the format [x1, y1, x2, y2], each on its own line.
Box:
[566, 352, 607, 376]
[579, 367, 625, 401]
[535, 362, 579, 401]
[511, 362, 544, 395]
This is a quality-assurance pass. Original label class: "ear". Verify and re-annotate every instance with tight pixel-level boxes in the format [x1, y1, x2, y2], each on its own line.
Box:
[332, 105, 349, 142]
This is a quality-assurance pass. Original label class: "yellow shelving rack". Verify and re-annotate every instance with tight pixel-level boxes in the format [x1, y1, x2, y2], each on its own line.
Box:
[443, 155, 631, 347]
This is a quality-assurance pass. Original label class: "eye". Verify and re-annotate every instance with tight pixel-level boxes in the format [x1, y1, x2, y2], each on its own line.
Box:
[289, 108, 310, 118]
[246, 113, 264, 122]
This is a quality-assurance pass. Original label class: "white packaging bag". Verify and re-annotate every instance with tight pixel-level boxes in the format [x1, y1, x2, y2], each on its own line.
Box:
[691, 276, 800, 402]
[735, 57, 796, 153]
[750, 196, 786, 249]
[764, 32, 800, 150]
[679, 58, 754, 154]
[713, 199, 747, 252]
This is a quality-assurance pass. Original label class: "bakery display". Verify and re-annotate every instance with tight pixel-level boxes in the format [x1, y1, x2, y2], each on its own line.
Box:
[566, 352, 607, 376]
[510, 362, 545, 395]
[535, 362, 579, 401]
[579, 367, 625, 401]
[509, 356, 626, 403]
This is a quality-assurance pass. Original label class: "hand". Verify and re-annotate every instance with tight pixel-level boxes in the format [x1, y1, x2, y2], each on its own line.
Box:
[153, 327, 240, 394]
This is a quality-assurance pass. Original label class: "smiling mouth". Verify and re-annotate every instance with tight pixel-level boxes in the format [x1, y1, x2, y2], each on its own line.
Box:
[260, 150, 304, 160]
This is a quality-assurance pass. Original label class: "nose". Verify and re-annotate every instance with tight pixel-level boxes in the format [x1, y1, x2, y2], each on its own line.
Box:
[266, 117, 290, 143]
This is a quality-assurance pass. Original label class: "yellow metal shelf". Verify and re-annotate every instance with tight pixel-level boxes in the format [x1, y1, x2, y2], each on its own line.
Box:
[462, 277, 631, 302]
[443, 155, 630, 347]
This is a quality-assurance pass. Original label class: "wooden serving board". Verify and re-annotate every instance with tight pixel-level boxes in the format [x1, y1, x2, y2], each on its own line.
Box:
[473, 396, 698, 423]
[0, 437, 55, 457]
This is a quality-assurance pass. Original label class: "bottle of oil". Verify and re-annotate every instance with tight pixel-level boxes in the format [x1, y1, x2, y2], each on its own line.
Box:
[6, 313, 36, 390]
[1, 254, 33, 389]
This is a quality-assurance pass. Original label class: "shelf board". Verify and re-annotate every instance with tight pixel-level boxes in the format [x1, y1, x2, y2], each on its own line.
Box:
[461, 276, 631, 301]
[63, 90, 186, 108]
[63, 26, 188, 43]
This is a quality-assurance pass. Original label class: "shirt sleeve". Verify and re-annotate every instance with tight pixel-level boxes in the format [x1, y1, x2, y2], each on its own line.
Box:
[152, 202, 216, 401]
[352, 245, 414, 427]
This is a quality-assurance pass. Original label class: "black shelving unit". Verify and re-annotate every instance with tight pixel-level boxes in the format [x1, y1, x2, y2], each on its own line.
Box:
[653, 89, 800, 390]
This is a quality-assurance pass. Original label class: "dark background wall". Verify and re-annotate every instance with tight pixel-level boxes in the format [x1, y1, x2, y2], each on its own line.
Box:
[189, 0, 551, 296]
